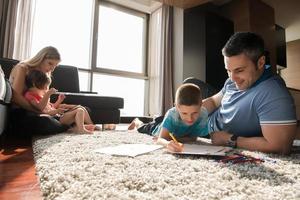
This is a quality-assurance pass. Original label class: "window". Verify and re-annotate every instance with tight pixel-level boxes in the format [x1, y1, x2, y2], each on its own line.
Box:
[91, 2, 148, 116]
[97, 4, 145, 73]
[31, 0, 93, 69]
[31, 0, 149, 116]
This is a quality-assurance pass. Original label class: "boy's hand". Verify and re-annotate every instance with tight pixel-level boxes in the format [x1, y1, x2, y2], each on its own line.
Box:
[167, 140, 184, 152]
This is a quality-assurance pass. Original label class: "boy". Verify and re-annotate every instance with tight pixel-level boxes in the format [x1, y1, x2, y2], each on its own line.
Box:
[129, 83, 209, 151]
[24, 70, 96, 134]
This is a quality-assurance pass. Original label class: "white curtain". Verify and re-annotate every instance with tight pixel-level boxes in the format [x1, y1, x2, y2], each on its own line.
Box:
[0, 0, 18, 58]
[148, 7, 163, 116]
[13, 0, 36, 60]
[148, 5, 174, 116]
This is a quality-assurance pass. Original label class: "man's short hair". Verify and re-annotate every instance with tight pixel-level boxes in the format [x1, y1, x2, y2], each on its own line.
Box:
[175, 83, 202, 106]
[222, 32, 265, 65]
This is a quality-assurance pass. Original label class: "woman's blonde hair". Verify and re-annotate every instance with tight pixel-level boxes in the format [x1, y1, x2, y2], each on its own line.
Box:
[23, 46, 61, 69]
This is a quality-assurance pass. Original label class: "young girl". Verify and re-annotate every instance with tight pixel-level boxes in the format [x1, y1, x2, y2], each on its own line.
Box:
[24, 69, 96, 134]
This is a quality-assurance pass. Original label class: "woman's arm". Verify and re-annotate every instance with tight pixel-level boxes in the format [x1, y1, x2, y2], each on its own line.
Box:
[10, 66, 39, 112]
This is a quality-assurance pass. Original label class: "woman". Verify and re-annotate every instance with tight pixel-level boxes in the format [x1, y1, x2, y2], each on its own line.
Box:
[9, 46, 69, 136]
[10, 46, 61, 112]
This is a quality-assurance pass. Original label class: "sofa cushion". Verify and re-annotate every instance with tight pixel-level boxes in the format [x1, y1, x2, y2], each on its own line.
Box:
[51, 65, 80, 93]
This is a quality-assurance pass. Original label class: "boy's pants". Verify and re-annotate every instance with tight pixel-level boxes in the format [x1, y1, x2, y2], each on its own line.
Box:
[137, 116, 164, 135]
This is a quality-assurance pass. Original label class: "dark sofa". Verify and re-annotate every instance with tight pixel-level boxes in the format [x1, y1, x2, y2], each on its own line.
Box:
[0, 57, 124, 139]
[50, 65, 124, 124]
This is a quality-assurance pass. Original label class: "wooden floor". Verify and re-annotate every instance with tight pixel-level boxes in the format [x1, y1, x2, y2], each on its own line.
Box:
[0, 138, 42, 200]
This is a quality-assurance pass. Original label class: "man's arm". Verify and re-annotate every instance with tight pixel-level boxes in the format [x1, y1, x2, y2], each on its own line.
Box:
[211, 124, 297, 154]
[202, 91, 223, 114]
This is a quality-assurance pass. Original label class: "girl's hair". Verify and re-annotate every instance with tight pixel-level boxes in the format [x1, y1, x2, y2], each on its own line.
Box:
[25, 70, 52, 90]
[23, 46, 61, 69]
[175, 83, 202, 106]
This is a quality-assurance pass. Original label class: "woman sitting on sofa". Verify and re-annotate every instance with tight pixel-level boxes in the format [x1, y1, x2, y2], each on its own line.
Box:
[9, 46, 71, 136]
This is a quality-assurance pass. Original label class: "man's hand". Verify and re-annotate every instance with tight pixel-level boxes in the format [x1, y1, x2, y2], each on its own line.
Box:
[210, 131, 232, 146]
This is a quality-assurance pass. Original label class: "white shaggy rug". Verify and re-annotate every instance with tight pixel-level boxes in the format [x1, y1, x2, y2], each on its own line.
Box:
[32, 130, 300, 200]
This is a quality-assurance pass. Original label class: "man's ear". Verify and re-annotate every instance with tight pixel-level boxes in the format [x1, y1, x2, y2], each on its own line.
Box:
[257, 55, 265, 69]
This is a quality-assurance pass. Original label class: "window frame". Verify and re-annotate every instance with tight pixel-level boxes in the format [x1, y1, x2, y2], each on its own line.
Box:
[90, 0, 149, 78]
[87, 0, 150, 115]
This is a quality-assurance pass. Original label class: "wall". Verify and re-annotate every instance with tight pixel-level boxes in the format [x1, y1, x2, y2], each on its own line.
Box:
[172, 0, 277, 91]
[173, 7, 184, 91]
[282, 39, 300, 121]
[173, 6, 207, 91]
[289, 89, 300, 121]
[281, 39, 300, 90]
[220, 0, 276, 74]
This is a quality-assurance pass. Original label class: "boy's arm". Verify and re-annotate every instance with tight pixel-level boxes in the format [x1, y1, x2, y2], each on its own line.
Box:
[156, 128, 183, 152]
[156, 128, 172, 147]
[177, 136, 197, 143]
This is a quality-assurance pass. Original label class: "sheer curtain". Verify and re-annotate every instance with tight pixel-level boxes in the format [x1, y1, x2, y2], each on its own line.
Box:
[0, 0, 18, 58]
[13, 0, 36, 60]
[148, 5, 174, 116]
[148, 7, 163, 116]
[160, 5, 174, 114]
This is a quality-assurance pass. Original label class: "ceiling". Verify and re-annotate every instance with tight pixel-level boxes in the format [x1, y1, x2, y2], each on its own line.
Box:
[116, 0, 300, 42]
[155, 0, 300, 42]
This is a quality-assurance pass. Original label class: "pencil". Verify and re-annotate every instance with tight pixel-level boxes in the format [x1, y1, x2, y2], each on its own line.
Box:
[169, 133, 178, 144]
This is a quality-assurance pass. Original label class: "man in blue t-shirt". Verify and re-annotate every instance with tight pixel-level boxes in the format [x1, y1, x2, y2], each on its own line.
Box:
[203, 32, 297, 154]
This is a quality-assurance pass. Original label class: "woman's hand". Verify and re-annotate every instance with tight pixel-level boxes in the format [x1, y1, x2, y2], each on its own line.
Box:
[167, 140, 184, 152]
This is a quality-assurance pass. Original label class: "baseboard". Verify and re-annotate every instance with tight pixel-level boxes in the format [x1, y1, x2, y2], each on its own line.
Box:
[120, 116, 153, 124]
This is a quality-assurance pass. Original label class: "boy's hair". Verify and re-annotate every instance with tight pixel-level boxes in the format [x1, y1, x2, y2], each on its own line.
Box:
[222, 32, 265, 65]
[25, 70, 51, 90]
[175, 83, 202, 106]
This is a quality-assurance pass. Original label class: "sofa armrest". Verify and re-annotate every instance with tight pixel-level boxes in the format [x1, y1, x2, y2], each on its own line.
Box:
[80, 91, 98, 94]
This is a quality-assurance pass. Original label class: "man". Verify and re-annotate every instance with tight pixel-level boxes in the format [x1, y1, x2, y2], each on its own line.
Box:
[203, 32, 297, 154]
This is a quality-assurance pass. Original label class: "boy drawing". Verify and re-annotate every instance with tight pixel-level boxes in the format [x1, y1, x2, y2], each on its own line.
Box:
[129, 83, 209, 151]
[24, 70, 96, 134]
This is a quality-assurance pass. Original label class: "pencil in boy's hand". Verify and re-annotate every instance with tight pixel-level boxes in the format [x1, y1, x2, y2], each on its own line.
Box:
[169, 132, 178, 144]
[168, 132, 184, 152]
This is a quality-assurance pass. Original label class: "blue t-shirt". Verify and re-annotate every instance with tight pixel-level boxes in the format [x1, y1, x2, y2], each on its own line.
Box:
[152, 107, 209, 137]
[208, 67, 297, 137]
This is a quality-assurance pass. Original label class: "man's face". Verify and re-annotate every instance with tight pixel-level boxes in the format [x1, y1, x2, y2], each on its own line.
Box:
[176, 103, 202, 126]
[224, 53, 265, 90]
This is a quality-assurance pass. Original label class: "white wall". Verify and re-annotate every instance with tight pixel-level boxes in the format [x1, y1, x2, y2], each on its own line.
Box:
[173, 7, 184, 91]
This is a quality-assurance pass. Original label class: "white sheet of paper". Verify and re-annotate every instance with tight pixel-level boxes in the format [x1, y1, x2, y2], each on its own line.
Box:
[94, 144, 164, 157]
[168, 144, 232, 156]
